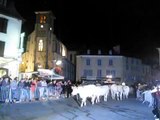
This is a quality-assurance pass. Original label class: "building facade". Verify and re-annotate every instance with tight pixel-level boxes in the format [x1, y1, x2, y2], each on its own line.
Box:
[76, 55, 151, 85]
[0, 0, 24, 78]
[19, 11, 75, 81]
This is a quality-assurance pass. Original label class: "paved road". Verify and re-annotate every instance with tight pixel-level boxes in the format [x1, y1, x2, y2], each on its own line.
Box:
[0, 97, 155, 120]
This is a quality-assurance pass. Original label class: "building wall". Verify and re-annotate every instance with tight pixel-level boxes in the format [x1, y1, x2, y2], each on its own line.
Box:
[76, 55, 151, 85]
[0, 2, 23, 78]
[67, 51, 77, 65]
[76, 55, 124, 82]
[0, 14, 22, 58]
[62, 58, 75, 81]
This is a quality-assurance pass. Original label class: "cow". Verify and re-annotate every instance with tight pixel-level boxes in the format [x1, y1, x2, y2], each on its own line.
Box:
[110, 84, 123, 100]
[71, 84, 96, 107]
[122, 85, 130, 99]
[94, 85, 110, 103]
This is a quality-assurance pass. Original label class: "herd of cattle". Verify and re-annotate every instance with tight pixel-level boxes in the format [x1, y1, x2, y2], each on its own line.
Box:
[71, 84, 130, 107]
[71, 82, 160, 108]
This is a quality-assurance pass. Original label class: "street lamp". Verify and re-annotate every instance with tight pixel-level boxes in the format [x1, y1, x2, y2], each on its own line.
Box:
[38, 64, 42, 68]
[106, 75, 112, 79]
[56, 60, 62, 66]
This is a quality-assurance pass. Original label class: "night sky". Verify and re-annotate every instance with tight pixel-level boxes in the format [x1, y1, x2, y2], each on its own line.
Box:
[13, 0, 160, 63]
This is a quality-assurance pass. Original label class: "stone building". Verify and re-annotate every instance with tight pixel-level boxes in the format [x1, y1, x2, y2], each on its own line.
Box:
[19, 11, 75, 81]
[0, 0, 24, 78]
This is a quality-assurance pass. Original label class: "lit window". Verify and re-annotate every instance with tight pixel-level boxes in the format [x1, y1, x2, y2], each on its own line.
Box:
[38, 39, 43, 51]
[62, 47, 66, 56]
[40, 15, 46, 24]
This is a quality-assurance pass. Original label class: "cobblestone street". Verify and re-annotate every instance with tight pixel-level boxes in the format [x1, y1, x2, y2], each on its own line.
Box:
[0, 97, 154, 120]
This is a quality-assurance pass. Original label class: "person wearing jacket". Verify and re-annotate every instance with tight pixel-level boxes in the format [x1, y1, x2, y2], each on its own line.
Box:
[152, 86, 160, 120]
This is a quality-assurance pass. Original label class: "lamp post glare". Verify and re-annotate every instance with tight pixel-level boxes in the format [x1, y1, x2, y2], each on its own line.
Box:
[56, 60, 62, 65]
[106, 75, 112, 78]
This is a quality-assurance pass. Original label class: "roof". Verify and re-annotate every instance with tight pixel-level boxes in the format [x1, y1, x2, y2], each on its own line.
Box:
[0, 57, 16, 67]
[77, 55, 123, 58]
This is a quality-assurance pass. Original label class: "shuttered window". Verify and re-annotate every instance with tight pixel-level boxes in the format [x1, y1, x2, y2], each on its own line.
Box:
[0, 18, 8, 33]
[0, 41, 5, 57]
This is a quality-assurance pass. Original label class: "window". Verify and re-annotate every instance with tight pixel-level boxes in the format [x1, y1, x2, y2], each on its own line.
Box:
[106, 70, 110, 76]
[111, 70, 116, 77]
[97, 69, 102, 77]
[0, 18, 8, 33]
[40, 15, 46, 24]
[126, 58, 128, 64]
[136, 60, 139, 65]
[131, 59, 134, 64]
[97, 59, 101, 66]
[106, 70, 116, 77]
[62, 47, 66, 57]
[83, 69, 93, 77]
[38, 39, 43, 51]
[86, 58, 90, 65]
[109, 59, 113, 66]
[89, 70, 92, 76]
[0, 41, 5, 57]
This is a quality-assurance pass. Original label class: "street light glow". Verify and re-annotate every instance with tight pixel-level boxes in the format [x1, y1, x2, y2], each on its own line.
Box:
[56, 60, 62, 65]
[106, 75, 112, 78]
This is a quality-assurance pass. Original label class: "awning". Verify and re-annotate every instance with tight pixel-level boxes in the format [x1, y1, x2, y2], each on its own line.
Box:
[0, 57, 16, 67]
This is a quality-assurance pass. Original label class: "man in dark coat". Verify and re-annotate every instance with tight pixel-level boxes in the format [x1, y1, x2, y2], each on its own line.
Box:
[66, 80, 72, 98]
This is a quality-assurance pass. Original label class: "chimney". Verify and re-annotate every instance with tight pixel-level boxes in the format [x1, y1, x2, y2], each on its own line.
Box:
[87, 49, 90, 54]
[98, 49, 101, 55]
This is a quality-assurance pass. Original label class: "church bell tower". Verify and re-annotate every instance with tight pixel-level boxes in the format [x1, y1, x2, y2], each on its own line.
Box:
[34, 11, 55, 70]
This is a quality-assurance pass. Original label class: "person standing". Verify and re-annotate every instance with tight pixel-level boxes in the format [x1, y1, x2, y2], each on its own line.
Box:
[30, 78, 37, 101]
[24, 78, 31, 102]
[66, 80, 72, 98]
[1, 77, 10, 103]
[152, 86, 160, 120]
[10, 77, 18, 103]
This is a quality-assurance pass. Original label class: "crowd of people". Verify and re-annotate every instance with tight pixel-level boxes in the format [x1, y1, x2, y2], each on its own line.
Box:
[0, 76, 73, 103]
[1, 76, 160, 119]
[135, 83, 160, 120]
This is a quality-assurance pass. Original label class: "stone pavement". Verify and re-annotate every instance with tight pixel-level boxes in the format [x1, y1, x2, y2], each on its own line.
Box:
[0, 97, 155, 120]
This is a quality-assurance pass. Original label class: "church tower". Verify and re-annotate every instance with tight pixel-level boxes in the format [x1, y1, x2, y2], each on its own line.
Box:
[34, 11, 55, 70]
[19, 10, 76, 81]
